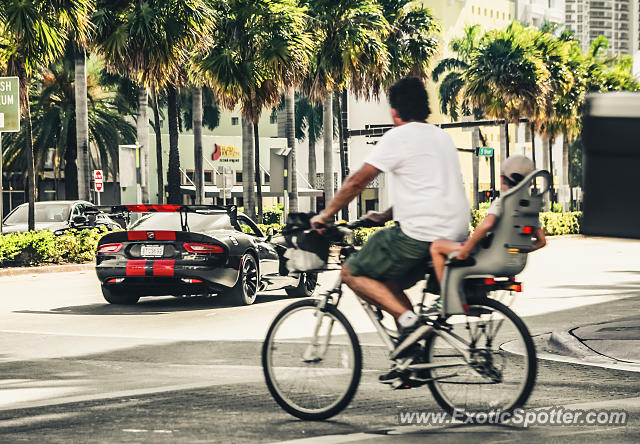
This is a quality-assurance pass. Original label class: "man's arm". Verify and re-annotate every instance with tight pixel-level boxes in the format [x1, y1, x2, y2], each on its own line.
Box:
[312, 163, 381, 225]
[364, 207, 393, 224]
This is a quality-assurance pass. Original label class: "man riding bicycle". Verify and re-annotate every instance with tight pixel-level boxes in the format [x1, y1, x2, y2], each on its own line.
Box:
[310, 77, 470, 359]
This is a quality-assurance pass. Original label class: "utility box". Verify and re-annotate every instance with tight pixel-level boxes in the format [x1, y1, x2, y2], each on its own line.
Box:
[582, 93, 640, 238]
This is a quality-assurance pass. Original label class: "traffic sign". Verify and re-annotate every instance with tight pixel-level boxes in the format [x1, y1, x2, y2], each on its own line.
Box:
[478, 147, 494, 156]
[0, 77, 20, 132]
[94, 170, 104, 192]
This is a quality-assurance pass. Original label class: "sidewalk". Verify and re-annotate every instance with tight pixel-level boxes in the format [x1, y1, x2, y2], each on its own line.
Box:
[0, 263, 94, 278]
[534, 314, 640, 372]
[572, 315, 640, 363]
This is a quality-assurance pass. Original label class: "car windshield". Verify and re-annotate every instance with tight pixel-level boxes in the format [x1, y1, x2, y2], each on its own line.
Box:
[129, 212, 234, 232]
[4, 203, 73, 224]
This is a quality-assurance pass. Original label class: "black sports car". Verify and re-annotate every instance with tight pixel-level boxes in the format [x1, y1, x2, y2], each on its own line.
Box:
[94, 205, 317, 305]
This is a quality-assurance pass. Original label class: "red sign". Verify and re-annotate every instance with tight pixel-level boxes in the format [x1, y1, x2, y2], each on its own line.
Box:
[94, 170, 104, 192]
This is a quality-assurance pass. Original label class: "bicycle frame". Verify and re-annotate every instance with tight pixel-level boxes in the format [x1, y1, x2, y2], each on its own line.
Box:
[311, 271, 474, 370]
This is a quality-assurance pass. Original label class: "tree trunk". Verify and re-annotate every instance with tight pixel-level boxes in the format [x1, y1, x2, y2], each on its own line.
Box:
[192, 86, 204, 204]
[548, 137, 554, 205]
[308, 138, 317, 212]
[322, 95, 334, 208]
[16, 56, 35, 231]
[530, 122, 536, 168]
[338, 89, 349, 221]
[64, 118, 79, 200]
[241, 118, 256, 220]
[74, 45, 90, 201]
[285, 89, 298, 213]
[151, 88, 164, 204]
[166, 84, 181, 204]
[253, 123, 263, 223]
[472, 127, 480, 210]
[137, 86, 149, 202]
[562, 134, 570, 211]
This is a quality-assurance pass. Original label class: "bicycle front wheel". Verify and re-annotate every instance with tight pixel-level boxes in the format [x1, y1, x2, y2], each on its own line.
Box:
[425, 297, 536, 416]
[262, 299, 362, 420]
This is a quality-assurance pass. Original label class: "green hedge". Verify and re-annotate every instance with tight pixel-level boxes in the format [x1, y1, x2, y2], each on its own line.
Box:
[351, 211, 584, 246]
[0, 227, 111, 267]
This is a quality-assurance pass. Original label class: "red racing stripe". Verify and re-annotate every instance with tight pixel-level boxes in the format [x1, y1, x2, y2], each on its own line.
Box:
[126, 259, 146, 276]
[153, 259, 175, 277]
[154, 231, 176, 240]
[127, 231, 147, 241]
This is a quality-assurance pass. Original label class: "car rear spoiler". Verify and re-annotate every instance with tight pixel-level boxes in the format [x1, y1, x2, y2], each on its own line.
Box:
[87, 204, 238, 232]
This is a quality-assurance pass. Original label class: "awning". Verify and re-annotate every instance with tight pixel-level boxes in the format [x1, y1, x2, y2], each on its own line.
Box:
[180, 185, 323, 197]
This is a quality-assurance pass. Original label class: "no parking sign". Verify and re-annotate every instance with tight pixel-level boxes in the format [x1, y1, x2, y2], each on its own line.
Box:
[94, 170, 104, 192]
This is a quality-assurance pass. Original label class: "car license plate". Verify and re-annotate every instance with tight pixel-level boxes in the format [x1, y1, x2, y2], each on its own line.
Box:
[140, 245, 164, 257]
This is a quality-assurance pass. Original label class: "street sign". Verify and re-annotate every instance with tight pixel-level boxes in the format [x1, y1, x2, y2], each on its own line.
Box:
[478, 147, 494, 156]
[94, 170, 104, 192]
[0, 77, 20, 132]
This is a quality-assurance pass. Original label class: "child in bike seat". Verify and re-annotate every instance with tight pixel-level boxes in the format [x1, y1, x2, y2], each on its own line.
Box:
[430, 155, 546, 283]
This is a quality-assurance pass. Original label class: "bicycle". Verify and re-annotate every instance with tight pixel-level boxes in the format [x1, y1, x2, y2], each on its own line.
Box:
[262, 171, 549, 421]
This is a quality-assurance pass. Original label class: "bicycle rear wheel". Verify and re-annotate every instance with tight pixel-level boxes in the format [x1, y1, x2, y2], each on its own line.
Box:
[262, 299, 362, 420]
[425, 297, 536, 416]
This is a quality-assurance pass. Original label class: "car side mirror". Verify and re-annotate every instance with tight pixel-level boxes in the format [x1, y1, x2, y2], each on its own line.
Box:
[72, 215, 88, 226]
[266, 226, 279, 241]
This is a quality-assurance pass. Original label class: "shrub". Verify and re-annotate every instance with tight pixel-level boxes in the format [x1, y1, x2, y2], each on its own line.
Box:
[262, 204, 284, 225]
[0, 227, 112, 267]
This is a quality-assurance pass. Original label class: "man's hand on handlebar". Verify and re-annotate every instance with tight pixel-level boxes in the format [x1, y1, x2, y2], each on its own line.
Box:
[310, 212, 333, 232]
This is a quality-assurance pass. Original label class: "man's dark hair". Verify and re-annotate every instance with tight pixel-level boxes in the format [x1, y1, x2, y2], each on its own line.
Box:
[388, 77, 431, 122]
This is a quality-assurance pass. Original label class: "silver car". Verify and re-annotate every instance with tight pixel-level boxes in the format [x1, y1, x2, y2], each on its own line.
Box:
[2, 201, 121, 235]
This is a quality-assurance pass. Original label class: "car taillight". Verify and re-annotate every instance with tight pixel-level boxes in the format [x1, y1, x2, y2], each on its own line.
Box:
[98, 243, 123, 253]
[183, 243, 224, 254]
[522, 226, 533, 235]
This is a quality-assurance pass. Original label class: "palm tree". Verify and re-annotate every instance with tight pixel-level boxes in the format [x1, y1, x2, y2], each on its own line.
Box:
[464, 23, 552, 168]
[196, 0, 312, 220]
[93, 0, 213, 204]
[377, 0, 440, 89]
[0, 0, 92, 230]
[2, 58, 136, 194]
[305, 0, 389, 210]
[432, 24, 482, 121]
[295, 94, 323, 212]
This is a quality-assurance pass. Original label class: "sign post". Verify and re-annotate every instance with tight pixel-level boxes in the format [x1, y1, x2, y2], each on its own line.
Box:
[0, 77, 20, 233]
[94, 169, 104, 205]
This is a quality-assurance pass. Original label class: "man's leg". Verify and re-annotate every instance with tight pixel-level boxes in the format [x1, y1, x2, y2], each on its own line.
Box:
[341, 263, 411, 319]
[430, 239, 463, 283]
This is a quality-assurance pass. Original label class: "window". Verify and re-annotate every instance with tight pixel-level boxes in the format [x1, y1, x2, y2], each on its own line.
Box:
[270, 112, 277, 124]
[231, 117, 239, 126]
[204, 171, 214, 184]
[490, 10, 493, 18]
[236, 171, 243, 182]
[472, 5, 475, 13]
[236, 216, 263, 237]
[484, 8, 487, 16]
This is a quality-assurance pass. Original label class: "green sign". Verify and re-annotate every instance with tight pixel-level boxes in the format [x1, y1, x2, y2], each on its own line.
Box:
[0, 77, 20, 132]
[478, 147, 494, 156]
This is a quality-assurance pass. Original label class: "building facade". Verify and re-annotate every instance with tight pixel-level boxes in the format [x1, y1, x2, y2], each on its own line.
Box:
[565, 0, 639, 56]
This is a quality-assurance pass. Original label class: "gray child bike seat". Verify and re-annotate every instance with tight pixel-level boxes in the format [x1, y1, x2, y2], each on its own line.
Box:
[441, 169, 551, 315]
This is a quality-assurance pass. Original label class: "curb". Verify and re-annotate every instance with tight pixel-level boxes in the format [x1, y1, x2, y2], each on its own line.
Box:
[0, 263, 95, 278]
[546, 330, 611, 362]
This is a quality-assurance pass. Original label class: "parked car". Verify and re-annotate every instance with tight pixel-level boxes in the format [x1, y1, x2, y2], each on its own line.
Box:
[1, 201, 122, 235]
[95, 205, 317, 305]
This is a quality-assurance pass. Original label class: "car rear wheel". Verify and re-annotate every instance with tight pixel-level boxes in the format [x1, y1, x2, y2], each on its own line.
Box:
[285, 272, 318, 298]
[224, 254, 259, 305]
[101, 285, 140, 305]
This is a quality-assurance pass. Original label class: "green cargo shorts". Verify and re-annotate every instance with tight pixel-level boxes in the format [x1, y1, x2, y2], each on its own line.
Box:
[346, 225, 431, 290]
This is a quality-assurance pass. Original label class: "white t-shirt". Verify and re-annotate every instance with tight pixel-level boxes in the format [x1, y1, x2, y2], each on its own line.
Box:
[365, 122, 470, 242]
